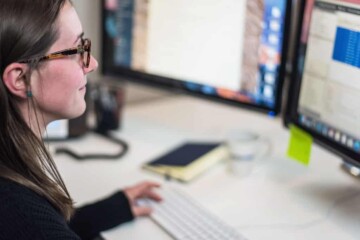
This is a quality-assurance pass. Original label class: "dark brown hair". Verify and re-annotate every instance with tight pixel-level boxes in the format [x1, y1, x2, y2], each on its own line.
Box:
[0, 0, 74, 220]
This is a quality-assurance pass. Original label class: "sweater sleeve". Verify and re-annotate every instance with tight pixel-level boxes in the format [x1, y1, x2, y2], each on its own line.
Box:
[69, 191, 134, 240]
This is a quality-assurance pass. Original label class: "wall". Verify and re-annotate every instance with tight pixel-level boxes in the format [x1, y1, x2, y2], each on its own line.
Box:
[72, 0, 102, 79]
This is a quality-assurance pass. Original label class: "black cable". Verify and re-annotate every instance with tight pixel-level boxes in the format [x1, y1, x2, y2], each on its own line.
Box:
[55, 132, 129, 160]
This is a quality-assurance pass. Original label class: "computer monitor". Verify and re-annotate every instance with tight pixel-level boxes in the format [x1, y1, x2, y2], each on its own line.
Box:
[102, 0, 292, 115]
[285, 0, 360, 176]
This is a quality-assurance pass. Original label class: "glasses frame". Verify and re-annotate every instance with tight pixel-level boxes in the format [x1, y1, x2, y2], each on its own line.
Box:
[20, 38, 91, 68]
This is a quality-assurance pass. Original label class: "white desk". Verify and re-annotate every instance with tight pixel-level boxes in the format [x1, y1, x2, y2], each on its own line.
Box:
[51, 94, 360, 240]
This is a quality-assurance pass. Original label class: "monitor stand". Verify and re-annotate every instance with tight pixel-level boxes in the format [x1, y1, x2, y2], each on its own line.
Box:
[341, 161, 360, 179]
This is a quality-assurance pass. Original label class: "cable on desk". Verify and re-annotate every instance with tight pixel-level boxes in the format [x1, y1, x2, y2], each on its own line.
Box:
[55, 131, 129, 160]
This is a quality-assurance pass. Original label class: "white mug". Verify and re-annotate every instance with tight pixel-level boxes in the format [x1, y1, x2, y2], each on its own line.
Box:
[226, 131, 271, 177]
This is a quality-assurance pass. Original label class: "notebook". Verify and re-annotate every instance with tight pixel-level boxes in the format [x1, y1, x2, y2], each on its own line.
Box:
[143, 142, 229, 182]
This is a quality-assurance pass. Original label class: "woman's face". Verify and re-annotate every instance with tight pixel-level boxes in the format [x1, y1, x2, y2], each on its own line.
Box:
[31, 1, 98, 124]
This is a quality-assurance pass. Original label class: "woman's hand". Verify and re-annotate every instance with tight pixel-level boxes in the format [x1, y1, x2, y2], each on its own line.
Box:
[124, 181, 162, 217]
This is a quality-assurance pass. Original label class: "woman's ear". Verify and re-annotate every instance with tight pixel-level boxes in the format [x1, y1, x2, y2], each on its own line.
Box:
[2, 63, 29, 99]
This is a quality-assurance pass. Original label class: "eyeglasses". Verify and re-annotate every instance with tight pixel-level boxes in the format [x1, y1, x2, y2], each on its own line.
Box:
[20, 38, 91, 68]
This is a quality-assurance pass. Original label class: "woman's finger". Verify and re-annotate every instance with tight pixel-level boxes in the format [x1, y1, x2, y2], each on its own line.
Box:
[143, 190, 162, 201]
[133, 206, 152, 217]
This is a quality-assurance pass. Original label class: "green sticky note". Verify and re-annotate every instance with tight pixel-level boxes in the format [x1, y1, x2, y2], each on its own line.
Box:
[287, 124, 313, 166]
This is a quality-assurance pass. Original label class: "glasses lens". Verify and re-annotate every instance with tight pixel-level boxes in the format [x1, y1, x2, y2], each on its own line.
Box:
[83, 39, 91, 68]
[83, 50, 89, 67]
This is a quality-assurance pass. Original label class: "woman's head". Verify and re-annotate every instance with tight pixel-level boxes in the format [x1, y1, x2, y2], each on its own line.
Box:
[1, 0, 98, 128]
[0, 0, 97, 220]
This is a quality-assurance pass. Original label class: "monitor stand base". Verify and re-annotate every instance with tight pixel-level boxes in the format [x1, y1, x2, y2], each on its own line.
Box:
[341, 161, 360, 179]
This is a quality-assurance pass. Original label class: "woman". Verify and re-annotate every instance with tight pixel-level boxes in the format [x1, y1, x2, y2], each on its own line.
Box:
[0, 0, 161, 239]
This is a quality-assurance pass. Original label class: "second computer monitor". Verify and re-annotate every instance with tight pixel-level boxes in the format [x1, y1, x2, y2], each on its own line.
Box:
[285, 0, 360, 169]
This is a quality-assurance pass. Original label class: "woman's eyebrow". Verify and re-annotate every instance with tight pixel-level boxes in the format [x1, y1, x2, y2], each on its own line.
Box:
[74, 32, 85, 44]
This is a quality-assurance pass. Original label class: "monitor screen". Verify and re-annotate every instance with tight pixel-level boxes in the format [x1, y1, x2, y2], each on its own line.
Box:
[102, 0, 292, 115]
[285, 0, 360, 166]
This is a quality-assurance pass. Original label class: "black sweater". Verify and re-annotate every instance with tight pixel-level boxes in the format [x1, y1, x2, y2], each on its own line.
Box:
[0, 177, 134, 240]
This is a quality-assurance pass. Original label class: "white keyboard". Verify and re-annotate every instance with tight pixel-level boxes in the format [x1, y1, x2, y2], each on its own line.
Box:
[137, 187, 247, 240]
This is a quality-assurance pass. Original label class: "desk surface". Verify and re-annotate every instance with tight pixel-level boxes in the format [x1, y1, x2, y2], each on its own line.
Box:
[51, 94, 360, 240]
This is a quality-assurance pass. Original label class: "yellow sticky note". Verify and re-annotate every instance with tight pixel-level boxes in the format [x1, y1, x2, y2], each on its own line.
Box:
[287, 124, 313, 166]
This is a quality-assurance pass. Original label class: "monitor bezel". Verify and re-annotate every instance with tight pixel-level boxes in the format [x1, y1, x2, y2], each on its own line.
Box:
[284, 0, 360, 167]
[101, 0, 293, 115]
